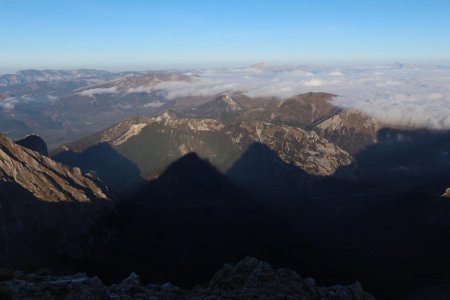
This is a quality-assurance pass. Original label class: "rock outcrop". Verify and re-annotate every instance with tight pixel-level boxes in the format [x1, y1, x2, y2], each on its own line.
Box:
[0, 134, 108, 202]
[0, 257, 376, 299]
[0, 133, 115, 270]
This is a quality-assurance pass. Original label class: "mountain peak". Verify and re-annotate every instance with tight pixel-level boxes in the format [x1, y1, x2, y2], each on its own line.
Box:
[218, 95, 242, 111]
[16, 134, 48, 156]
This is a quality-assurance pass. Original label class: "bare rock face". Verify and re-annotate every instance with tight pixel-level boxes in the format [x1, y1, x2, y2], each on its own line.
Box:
[316, 108, 381, 154]
[0, 134, 108, 202]
[0, 257, 376, 300]
[0, 133, 115, 270]
[240, 120, 352, 176]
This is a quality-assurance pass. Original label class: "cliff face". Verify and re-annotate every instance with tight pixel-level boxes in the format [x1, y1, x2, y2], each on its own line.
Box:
[0, 257, 376, 300]
[0, 134, 115, 270]
[0, 134, 109, 202]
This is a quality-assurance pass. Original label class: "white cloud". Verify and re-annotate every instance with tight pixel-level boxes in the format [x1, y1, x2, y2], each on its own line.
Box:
[0, 97, 19, 109]
[126, 86, 154, 94]
[143, 101, 164, 108]
[301, 79, 325, 87]
[0, 94, 62, 109]
[146, 64, 450, 129]
[78, 87, 118, 97]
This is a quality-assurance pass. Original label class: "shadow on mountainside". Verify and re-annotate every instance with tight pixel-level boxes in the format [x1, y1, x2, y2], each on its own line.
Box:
[334, 127, 450, 191]
[0, 181, 115, 274]
[92, 152, 323, 287]
[298, 127, 450, 299]
[53, 142, 146, 196]
[161, 130, 450, 299]
[45, 128, 450, 300]
[226, 142, 318, 198]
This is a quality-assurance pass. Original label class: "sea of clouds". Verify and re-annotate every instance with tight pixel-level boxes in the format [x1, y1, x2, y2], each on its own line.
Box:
[3, 63, 450, 129]
[152, 63, 450, 129]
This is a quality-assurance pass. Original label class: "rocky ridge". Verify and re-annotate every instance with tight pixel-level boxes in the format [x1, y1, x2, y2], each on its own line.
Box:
[0, 257, 375, 300]
[0, 69, 126, 88]
[56, 109, 353, 184]
[75, 73, 192, 96]
[0, 134, 108, 202]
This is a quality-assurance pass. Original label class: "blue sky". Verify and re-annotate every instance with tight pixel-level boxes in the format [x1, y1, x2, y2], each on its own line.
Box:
[1, 0, 450, 72]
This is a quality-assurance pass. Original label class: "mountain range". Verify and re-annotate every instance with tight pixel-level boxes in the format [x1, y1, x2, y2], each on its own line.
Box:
[1, 68, 450, 299]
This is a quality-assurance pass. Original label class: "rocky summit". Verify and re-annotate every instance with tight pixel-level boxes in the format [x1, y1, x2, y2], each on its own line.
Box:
[0, 257, 375, 300]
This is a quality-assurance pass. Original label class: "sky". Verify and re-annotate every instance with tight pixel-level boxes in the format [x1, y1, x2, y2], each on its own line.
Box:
[1, 0, 450, 72]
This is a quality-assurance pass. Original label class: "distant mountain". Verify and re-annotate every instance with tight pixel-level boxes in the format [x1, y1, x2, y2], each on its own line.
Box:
[0, 133, 115, 271]
[53, 106, 352, 194]
[0, 71, 194, 146]
[74, 72, 191, 95]
[0, 69, 132, 88]
[181, 92, 380, 154]
[50, 92, 386, 195]
[0, 67, 381, 152]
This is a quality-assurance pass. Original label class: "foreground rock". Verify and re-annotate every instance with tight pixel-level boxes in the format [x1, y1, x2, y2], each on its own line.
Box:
[0, 133, 115, 270]
[0, 257, 376, 299]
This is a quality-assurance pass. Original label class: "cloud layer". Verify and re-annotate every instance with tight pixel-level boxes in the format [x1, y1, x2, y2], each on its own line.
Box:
[152, 64, 450, 129]
[3, 64, 450, 130]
